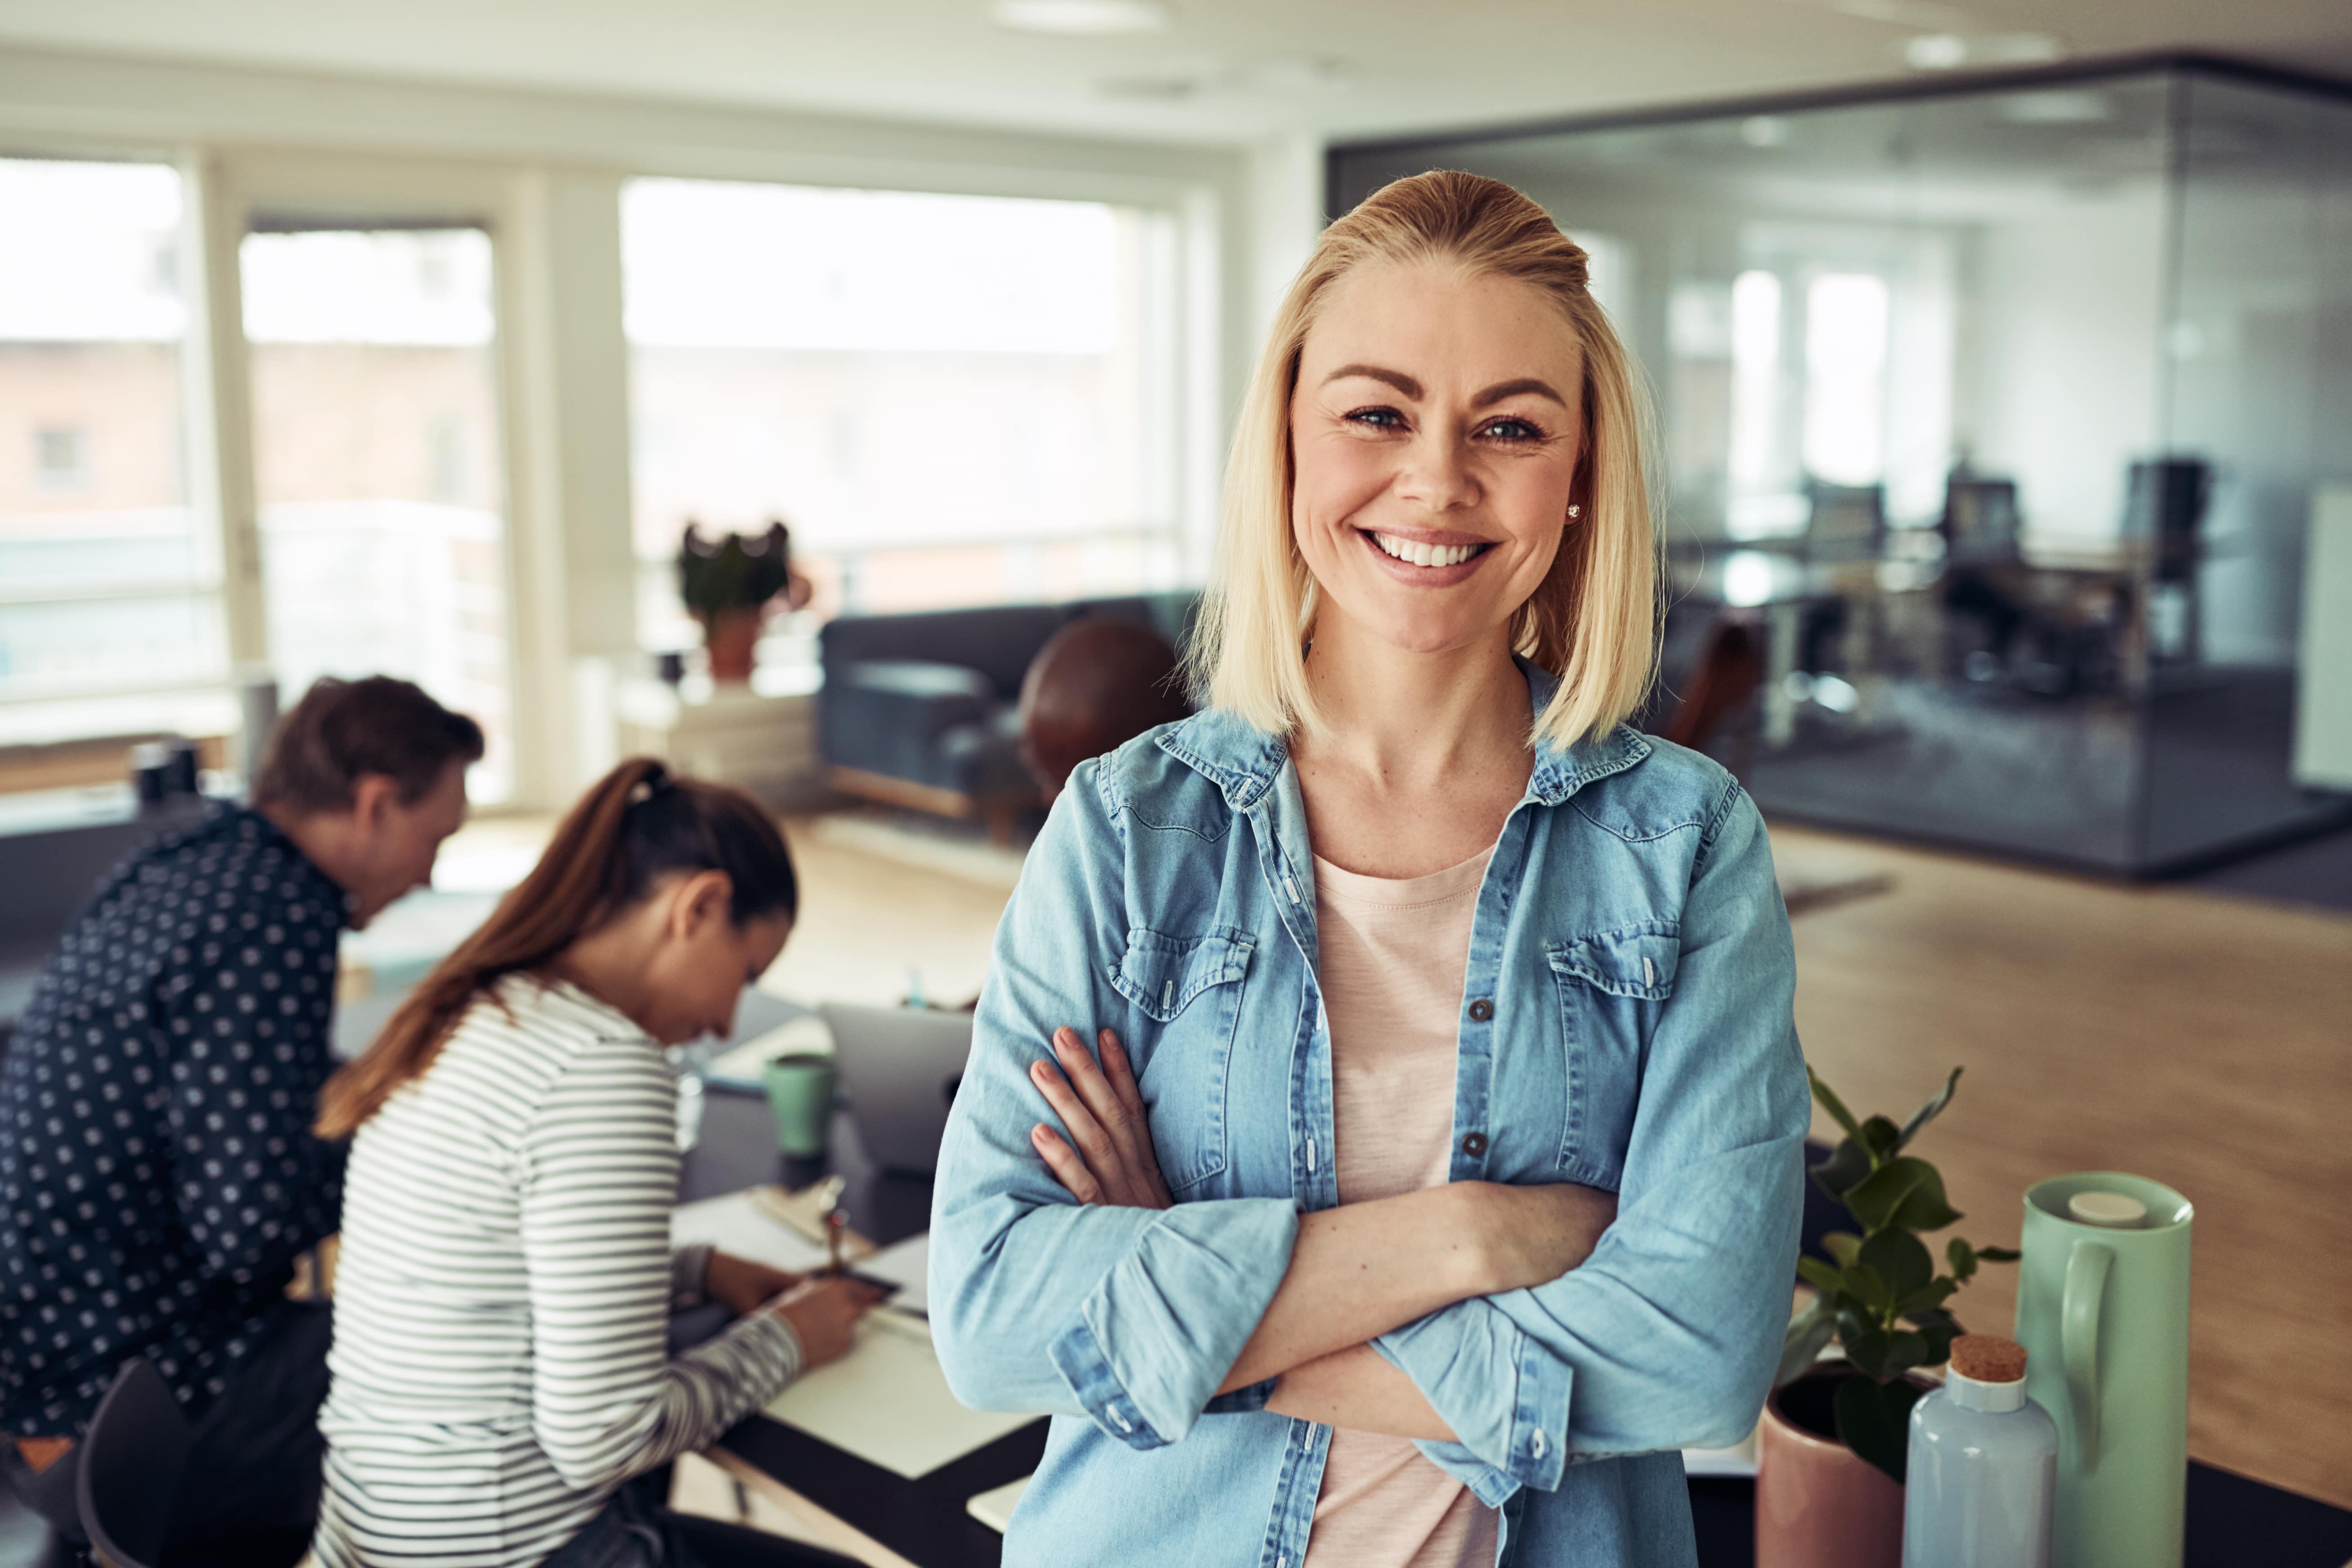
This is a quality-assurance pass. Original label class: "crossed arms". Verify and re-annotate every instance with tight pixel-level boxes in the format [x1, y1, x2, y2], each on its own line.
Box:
[1024, 1023, 1616, 1441]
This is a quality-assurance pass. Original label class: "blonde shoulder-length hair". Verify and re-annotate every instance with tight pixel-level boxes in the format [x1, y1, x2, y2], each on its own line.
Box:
[1186, 169, 1658, 751]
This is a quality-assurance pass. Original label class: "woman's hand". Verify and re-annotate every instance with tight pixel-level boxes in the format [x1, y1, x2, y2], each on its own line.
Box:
[1467, 1182, 1619, 1293]
[771, 1276, 888, 1368]
[704, 1250, 803, 1317]
[1027, 1026, 1172, 1210]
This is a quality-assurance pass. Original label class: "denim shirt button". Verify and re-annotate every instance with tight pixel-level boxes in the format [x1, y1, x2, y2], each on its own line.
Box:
[1467, 998, 1494, 1022]
[1461, 1132, 1488, 1156]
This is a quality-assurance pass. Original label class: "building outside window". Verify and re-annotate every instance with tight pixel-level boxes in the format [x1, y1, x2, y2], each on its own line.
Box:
[32, 428, 92, 492]
[622, 177, 1181, 683]
[240, 224, 517, 801]
[0, 156, 229, 757]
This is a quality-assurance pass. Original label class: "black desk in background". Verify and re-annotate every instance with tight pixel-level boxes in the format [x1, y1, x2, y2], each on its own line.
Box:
[682, 1091, 2352, 1568]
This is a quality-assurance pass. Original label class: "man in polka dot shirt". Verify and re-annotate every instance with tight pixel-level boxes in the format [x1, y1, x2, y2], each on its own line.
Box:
[0, 676, 482, 1548]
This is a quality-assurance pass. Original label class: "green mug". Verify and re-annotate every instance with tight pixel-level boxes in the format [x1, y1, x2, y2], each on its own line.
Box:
[761, 1052, 838, 1159]
[2014, 1172, 2193, 1568]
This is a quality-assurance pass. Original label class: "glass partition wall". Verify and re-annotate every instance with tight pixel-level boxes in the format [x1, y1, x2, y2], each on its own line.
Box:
[1333, 58, 2352, 873]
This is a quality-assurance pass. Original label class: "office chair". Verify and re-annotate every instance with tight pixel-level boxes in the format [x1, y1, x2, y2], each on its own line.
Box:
[76, 1359, 187, 1568]
[1801, 480, 1886, 562]
[1940, 477, 2021, 564]
[2125, 457, 2213, 665]
[2125, 457, 2211, 585]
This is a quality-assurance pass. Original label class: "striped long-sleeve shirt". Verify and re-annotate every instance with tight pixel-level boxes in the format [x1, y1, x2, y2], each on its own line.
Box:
[314, 975, 803, 1568]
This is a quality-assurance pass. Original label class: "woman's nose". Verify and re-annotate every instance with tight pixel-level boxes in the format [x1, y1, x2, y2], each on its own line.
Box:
[1394, 430, 1479, 513]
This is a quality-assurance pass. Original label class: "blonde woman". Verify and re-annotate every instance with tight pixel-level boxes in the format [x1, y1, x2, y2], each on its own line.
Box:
[931, 172, 1807, 1566]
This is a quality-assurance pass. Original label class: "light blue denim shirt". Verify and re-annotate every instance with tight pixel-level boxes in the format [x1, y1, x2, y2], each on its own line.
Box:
[929, 662, 1808, 1567]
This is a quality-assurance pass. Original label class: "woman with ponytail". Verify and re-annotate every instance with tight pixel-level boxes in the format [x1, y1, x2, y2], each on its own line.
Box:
[312, 759, 880, 1568]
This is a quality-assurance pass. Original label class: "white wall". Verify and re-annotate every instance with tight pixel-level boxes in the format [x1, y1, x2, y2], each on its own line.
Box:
[1245, 133, 1326, 342]
[1954, 183, 2168, 549]
[0, 43, 1271, 805]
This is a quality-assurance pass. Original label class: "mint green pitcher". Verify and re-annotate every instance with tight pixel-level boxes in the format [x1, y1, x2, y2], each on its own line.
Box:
[2013, 1173, 2193, 1568]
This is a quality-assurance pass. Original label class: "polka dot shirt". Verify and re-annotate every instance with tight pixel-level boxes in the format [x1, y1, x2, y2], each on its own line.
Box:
[1, 805, 348, 1435]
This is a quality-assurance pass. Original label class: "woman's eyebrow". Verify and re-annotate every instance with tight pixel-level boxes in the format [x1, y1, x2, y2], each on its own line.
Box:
[1473, 378, 1569, 409]
[1321, 364, 1422, 398]
[1319, 365, 1568, 410]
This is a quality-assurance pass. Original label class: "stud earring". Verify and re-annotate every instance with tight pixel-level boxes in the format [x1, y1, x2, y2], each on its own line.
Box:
[1566, 505, 1582, 520]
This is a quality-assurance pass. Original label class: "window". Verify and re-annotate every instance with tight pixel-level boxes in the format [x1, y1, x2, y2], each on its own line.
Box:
[1714, 243, 1947, 540]
[1802, 272, 1890, 487]
[240, 225, 517, 801]
[622, 178, 1180, 677]
[0, 157, 228, 751]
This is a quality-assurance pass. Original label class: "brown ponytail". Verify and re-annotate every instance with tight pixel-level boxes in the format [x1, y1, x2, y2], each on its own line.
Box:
[316, 756, 797, 1138]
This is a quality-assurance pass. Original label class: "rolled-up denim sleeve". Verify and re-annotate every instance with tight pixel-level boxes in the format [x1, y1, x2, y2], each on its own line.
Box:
[929, 759, 1299, 1449]
[1373, 782, 1808, 1502]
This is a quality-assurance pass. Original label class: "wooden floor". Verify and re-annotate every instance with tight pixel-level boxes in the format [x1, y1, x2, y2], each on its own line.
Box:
[438, 807, 2352, 1507]
[767, 817, 1013, 1009]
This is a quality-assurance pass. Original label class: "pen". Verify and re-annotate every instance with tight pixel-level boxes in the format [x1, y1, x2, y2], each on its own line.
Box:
[826, 1207, 848, 1277]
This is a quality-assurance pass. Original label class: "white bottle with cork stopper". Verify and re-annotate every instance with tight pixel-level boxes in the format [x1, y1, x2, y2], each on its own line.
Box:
[1902, 1333, 2058, 1568]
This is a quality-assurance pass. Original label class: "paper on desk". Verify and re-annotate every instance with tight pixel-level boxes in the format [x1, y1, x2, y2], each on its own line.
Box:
[966, 1475, 1030, 1533]
[851, 1232, 929, 1317]
[764, 1309, 1038, 1479]
[672, 1189, 830, 1275]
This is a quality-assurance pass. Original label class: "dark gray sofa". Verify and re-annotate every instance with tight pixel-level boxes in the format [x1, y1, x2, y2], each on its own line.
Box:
[818, 591, 1198, 836]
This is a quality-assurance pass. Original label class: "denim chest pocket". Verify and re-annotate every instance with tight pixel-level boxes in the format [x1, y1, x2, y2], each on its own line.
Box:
[1544, 923, 1680, 1182]
[1109, 927, 1253, 1191]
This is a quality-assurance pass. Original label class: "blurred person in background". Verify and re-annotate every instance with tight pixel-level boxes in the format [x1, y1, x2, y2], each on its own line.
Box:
[0, 675, 482, 1552]
[311, 758, 879, 1568]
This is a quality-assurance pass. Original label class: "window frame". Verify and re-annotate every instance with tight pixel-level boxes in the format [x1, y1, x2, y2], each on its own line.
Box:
[0, 113, 1231, 809]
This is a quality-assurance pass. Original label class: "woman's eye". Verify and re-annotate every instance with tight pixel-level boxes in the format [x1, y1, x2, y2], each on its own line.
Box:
[1345, 406, 1405, 430]
[1481, 418, 1544, 443]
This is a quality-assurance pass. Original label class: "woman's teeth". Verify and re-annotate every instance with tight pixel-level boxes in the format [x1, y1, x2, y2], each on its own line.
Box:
[1371, 532, 1484, 568]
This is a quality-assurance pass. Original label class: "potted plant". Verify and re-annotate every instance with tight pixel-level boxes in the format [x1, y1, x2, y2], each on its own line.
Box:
[678, 519, 794, 683]
[1756, 1066, 2020, 1568]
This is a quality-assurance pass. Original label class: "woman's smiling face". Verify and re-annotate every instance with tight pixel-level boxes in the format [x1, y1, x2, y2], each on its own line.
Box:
[1289, 259, 1585, 657]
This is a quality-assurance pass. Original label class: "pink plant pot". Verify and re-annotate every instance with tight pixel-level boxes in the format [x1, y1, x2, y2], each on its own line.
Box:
[1755, 1369, 1908, 1568]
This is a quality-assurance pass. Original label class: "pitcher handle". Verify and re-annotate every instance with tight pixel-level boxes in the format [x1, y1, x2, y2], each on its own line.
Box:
[2063, 1239, 2112, 1470]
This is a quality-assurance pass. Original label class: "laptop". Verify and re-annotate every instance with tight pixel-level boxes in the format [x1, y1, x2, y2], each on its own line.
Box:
[820, 1002, 973, 1176]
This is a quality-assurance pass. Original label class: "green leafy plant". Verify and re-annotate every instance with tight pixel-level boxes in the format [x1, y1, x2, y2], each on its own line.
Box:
[1778, 1066, 2020, 1484]
[677, 520, 793, 619]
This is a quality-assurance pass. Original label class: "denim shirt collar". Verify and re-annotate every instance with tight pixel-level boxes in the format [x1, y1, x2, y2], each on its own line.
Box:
[1154, 656, 1652, 811]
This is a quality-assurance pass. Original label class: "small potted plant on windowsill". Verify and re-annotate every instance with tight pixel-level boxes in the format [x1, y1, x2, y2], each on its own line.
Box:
[678, 519, 796, 684]
[1756, 1066, 2020, 1568]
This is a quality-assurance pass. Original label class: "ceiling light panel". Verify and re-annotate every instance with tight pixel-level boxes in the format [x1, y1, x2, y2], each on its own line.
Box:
[1904, 31, 2066, 71]
[991, 0, 1172, 36]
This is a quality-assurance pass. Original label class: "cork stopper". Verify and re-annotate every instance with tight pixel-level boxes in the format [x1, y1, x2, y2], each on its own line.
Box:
[1950, 1334, 2028, 1384]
